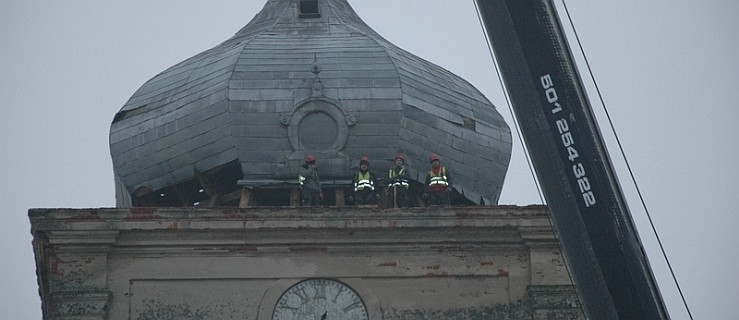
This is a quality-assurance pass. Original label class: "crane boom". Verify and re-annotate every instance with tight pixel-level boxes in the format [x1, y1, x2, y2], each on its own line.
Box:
[474, 0, 669, 318]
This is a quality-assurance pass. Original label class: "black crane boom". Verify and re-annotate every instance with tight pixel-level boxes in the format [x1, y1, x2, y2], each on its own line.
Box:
[474, 0, 670, 318]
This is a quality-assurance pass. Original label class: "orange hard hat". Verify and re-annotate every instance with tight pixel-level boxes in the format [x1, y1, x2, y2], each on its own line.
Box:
[305, 154, 316, 163]
[429, 153, 440, 162]
[360, 156, 369, 164]
[394, 153, 405, 162]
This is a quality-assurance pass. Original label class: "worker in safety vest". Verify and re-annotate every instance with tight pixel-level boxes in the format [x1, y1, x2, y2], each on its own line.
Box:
[423, 153, 452, 206]
[350, 156, 379, 205]
[386, 153, 410, 208]
[298, 154, 322, 206]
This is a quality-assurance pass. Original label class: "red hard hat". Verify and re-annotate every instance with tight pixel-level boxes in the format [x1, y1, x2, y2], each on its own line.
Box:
[360, 156, 369, 164]
[305, 154, 315, 163]
[394, 153, 405, 162]
[429, 153, 440, 162]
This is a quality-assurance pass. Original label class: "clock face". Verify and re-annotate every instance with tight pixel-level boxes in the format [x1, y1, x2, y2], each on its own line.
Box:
[272, 279, 369, 320]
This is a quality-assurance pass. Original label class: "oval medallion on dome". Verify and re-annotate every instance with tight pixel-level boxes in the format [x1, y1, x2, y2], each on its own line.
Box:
[299, 111, 338, 150]
[285, 99, 352, 152]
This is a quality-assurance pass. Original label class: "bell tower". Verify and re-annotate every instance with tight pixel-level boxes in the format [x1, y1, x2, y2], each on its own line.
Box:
[31, 1, 584, 319]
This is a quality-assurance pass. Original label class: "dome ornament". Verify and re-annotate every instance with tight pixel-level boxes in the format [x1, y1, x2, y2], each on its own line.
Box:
[281, 97, 355, 152]
[311, 54, 324, 97]
[311, 54, 322, 74]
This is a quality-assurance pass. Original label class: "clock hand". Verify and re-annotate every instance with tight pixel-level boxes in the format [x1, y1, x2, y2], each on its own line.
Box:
[321, 311, 327, 320]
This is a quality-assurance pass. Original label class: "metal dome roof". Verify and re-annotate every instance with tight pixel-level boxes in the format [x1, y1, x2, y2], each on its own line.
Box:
[110, 0, 511, 206]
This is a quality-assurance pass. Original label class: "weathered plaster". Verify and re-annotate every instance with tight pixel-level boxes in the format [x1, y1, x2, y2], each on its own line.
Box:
[30, 206, 584, 319]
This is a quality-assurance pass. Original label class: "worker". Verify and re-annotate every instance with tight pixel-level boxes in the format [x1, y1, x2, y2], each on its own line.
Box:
[350, 156, 379, 205]
[423, 153, 452, 206]
[386, 153, 410, 208]
[298, 154, 323, 206]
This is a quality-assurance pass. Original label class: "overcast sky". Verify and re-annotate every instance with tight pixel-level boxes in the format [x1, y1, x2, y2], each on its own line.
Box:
[2, 1, 737, 319]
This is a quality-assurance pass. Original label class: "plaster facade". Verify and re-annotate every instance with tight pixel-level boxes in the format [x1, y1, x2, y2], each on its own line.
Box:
[31, 206, 583, 319]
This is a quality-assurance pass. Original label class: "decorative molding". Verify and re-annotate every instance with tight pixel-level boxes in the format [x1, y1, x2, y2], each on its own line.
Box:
[48, 290, 112, 320]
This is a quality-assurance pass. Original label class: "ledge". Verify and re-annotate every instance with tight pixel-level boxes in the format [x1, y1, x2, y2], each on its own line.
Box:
[29, 205, 549, 232]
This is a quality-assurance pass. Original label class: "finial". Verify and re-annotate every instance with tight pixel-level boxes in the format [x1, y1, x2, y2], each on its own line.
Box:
[311, 54, 324, 97]
[311, 54, 322, 75]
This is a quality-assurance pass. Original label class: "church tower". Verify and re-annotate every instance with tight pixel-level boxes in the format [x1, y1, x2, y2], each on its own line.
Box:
[31, 1, 584, 319]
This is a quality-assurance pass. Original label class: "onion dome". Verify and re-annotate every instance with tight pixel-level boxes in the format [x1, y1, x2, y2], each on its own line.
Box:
[110, 0, 511, 206]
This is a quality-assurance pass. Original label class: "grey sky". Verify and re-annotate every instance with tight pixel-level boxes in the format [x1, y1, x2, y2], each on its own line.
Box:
[2, 1, 737, 319]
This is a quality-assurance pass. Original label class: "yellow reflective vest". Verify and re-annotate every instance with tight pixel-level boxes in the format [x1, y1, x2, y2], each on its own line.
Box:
[388, 167, 409, 188]
[427, 167, 449, 186]
[354, 171, 375, 191]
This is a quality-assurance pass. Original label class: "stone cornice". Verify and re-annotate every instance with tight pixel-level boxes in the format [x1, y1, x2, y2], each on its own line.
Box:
[29, 205, 550, 231]
[30, 206, 556, 253]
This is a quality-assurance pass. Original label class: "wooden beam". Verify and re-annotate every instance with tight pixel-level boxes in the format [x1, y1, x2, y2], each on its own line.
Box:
[335, 189, 345, 206]
[239, 188, 253, 208]
[290, 189, 300, 207]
